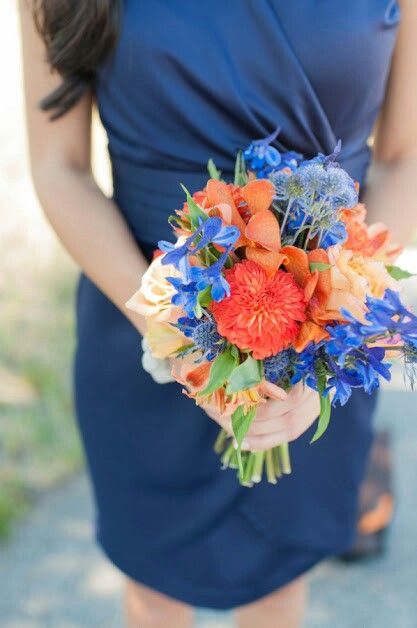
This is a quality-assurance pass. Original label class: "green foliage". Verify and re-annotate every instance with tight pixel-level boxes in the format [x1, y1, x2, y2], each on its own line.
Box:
[198, 346, 238, 396]
[310, 374, 332, 443]
[234, 150, 248, 186]
[386, 265, 415, 281]
[309, 262, 332, 272]
[197, 285, 212, 307]
[207, 158, 222, 180]
[180, 183, 208, 230]
[226, 356, 263, 394]
[0, 261, 83, 538]
[232, 405, 257, 478]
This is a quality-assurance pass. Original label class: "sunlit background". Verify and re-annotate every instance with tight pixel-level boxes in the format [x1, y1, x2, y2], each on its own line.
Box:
[1, 1, 417, 626]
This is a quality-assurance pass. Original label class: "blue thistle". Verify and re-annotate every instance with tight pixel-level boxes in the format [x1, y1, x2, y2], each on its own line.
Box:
[263, 349, 294, 384]
[177, 315, 226, 361]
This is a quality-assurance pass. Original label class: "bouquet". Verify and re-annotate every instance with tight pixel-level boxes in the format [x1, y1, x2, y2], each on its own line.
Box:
[127, 129, 417, 486]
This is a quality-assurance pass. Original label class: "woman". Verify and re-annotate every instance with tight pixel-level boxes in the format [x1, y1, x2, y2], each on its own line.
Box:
[19, 1, 417, 626]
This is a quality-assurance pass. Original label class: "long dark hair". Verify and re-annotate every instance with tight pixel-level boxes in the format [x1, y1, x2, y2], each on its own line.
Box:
[33, 1, 122, 119]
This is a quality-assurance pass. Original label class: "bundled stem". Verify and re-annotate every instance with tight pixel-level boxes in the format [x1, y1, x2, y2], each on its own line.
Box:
[215, 429, 292, 486]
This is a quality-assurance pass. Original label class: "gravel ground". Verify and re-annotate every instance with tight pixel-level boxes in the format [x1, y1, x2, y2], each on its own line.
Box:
[1, 390, 417, 628]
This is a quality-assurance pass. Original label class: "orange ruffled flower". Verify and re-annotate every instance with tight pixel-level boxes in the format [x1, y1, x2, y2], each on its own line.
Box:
[211, 260, 306, 360]
[340, 203, 402, 262]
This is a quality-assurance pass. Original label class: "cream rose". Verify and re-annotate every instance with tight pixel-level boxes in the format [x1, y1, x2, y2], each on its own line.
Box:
[326, 247, 396, 321]
[126, 254, 182, 324]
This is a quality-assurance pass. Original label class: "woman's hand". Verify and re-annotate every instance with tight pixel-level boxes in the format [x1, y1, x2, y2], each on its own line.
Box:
[203, 382, 320, 451]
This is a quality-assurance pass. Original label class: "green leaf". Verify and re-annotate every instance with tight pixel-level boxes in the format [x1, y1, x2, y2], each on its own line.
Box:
[226, 356, 263, 394]
[198, 347, 237, 396]
[232, 405, 257, 478]
[180, 183, 208, 230]
[193, 301, 203, 319]
[309, 262, 332, 272]
[207, 158, 222, 180]
[234, 150, 248, 186]
[230, 345, 240, 361]
[171, 344, 194, 356]
[197, 285, 212, 307]
[386, 265, 416, 281]
[310, 392, 331, 443]
[310, 373, 332, 443]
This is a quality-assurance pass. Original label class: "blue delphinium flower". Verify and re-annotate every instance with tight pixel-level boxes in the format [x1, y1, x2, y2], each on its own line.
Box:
[166, 277, 200, 318]
[177, 315, 226, 361]
[323, 344, 391, 406]
[319, 220, 347, 248]
[189, 246, 233, 301]
[300, 140, 342, 168]
[244, 127, 282, 177]
[290, 343, 321, 389]
[329, 290, 417, 349]
[159, 217, 239, 269]
[159, 217, 240, 317]
[264, 349, 295, 384]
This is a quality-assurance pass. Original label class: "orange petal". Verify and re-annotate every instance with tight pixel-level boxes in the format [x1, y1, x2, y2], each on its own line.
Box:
[245, 247, 288, 276]
[366, 223, 390, 255]
[294, 321, 329, 353]
[280, 245, 311, 288]
[245, 209, 281, 251]
[304, 272, 319, 302]
[186, 362, 211, 389]
[241, 179, 275, 214]
[205, 179, 247, 237]
[307, 248, 331, 305]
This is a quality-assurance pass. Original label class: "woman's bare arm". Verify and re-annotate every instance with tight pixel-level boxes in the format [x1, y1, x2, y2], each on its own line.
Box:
[364, 0, 417, 243]
[19, 2, 147, 333]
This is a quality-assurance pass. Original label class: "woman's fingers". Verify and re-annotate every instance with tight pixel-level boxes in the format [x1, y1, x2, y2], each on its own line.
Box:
[202, 381, 320, 449]
[242, 391, 321, 451]
[259, 380, 288, 401]
[255, 382, 313, 421]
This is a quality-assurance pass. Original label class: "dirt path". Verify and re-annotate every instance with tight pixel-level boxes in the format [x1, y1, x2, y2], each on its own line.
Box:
[1, 391, 417, 627]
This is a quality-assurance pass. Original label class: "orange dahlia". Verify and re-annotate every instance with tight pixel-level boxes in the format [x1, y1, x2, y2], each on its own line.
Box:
[211, 260, 307, 359]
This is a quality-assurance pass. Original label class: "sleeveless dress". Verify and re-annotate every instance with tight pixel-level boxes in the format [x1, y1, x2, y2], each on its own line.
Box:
[74, 0, 400, 609]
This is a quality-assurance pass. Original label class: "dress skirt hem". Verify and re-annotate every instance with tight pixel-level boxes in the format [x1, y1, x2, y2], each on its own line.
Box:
[97, 531, 327, 610]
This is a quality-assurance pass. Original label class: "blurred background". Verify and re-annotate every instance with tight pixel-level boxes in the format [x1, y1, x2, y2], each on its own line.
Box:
[1, 1, 417, 626]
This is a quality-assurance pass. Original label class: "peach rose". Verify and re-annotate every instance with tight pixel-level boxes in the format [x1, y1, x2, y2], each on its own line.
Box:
[126, 254, 182, 324]
[126, 248, 190, 359]
[145, 319, 189, 359]
[326, 246, 396, 321]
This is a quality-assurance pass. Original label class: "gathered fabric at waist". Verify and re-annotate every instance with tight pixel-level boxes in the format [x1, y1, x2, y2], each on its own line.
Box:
[111, 144, 371, 247]
[111, 157, 224, 246]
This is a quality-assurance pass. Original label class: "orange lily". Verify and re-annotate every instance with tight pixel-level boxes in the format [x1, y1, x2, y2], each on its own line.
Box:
[340, 203, 402, 262]
[280, 245, 334, 351]
[205, 178, 286, 275]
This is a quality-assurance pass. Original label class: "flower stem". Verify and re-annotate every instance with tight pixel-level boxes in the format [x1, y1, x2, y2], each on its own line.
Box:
[278, 442, 292, 474]
[242, 452, 255, 486]
[214, 428, 228, 454]
[221, 442, 235, 469]
[280, 198, 294, 234]
[273, 447, 282, 478]
[265, 449, 278, 484]
[251, 452, 265, 483]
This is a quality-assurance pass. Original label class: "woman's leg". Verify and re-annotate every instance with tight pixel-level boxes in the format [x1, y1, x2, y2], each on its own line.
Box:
[235, 575, 308, 628]
[125, 579, 194, 628]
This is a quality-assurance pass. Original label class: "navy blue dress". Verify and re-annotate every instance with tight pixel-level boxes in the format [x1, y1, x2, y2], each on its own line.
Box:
[75, 0, 400, 609]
